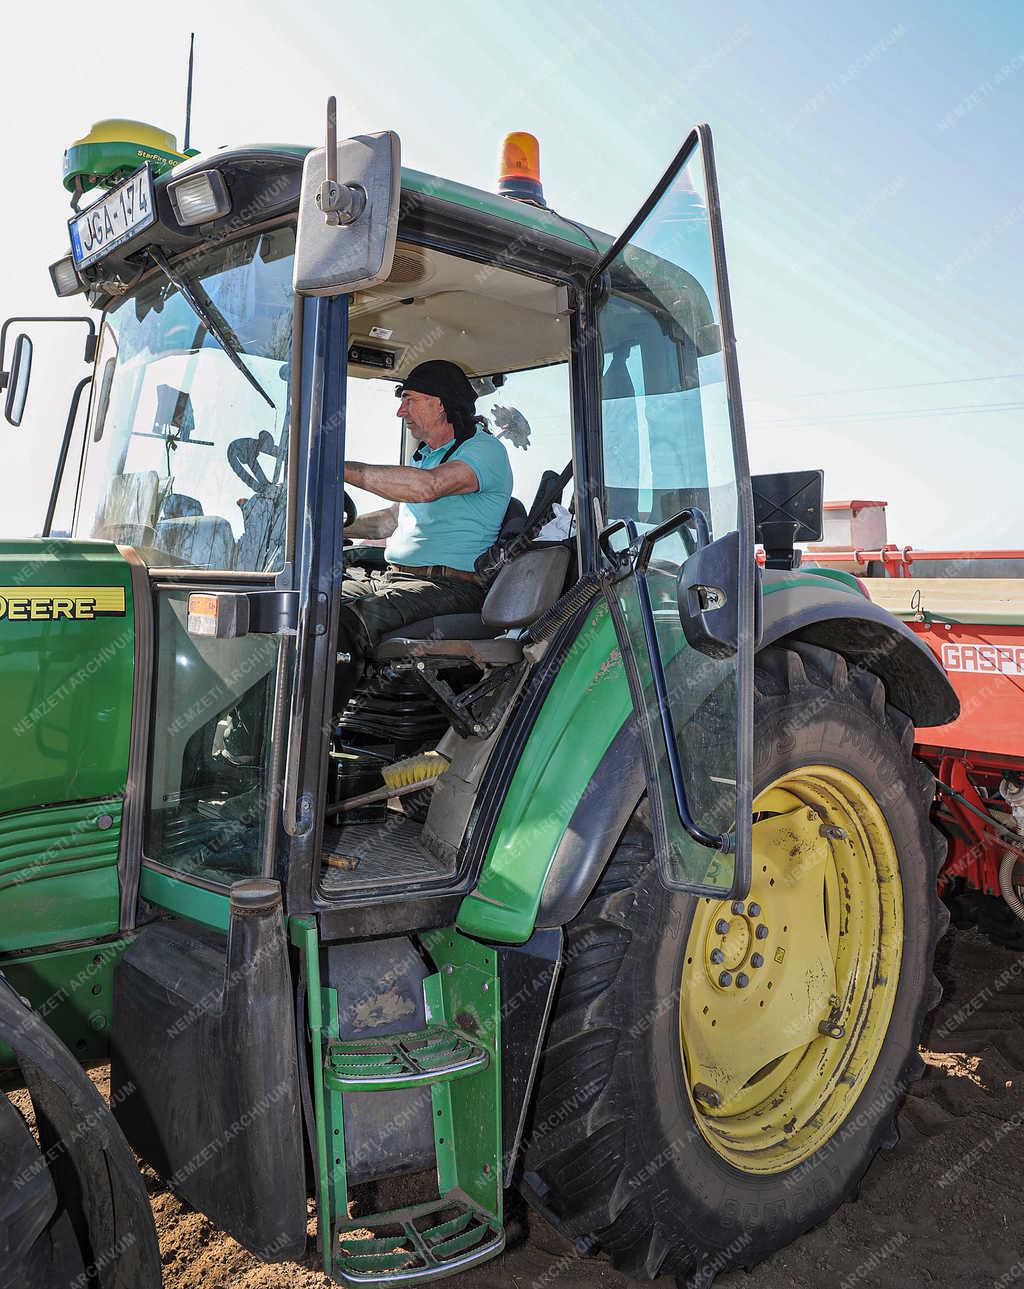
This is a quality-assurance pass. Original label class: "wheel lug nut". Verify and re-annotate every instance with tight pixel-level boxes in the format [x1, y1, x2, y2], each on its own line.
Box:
[692, 1083, 722, 1108]
[709, 948, 725, 964]
[731, 901, 745, 915]
[718, 971, 733, 987]
[735, 973, 749, 988]
[755, 924, 769, 940]
[715, 918, 731, 935]
[748, 902, 761, 918]
[750, 953, 764, 968]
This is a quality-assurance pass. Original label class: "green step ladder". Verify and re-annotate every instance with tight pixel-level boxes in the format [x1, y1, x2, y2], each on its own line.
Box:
[291, 919, 505, 1286]
[325, 1025, 489, 1090]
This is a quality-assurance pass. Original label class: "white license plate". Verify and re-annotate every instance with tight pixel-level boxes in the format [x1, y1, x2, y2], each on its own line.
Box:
[69, 165, 156, 269]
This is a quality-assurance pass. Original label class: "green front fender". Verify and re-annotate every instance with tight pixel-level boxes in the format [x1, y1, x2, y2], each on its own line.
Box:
[457, 602, 631, 944]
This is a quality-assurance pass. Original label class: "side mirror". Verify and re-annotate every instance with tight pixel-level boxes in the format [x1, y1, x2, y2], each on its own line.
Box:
[3, 333, 33, 426]
[293, 99, 400, 297]
[751, 469, 824, 571]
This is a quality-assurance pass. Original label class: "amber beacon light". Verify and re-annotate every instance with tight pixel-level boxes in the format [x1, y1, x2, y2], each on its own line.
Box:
[497, 132, 546, 207]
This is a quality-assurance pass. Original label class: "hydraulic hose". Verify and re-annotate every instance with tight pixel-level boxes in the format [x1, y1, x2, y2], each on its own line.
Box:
[999, 850, 1024, 923]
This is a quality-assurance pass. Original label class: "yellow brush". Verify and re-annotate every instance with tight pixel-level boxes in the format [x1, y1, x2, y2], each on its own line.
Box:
[381, 750, 449, 790]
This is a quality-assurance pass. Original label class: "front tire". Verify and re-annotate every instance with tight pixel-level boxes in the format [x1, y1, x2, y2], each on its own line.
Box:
[523, 642, 948, 1283]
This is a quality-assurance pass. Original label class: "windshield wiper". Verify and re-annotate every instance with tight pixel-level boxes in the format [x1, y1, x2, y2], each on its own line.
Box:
[147, 247, 275, 409]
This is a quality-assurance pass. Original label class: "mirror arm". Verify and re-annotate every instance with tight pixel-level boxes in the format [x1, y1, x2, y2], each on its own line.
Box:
[0, 315, 97, 371]
[43, 375, 91, 537]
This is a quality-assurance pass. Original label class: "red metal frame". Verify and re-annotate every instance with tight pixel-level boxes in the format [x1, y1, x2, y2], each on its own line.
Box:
[806, 547, 1024, 577]
[802, 537, 1024, 900]
[929, 754, 1009, 897]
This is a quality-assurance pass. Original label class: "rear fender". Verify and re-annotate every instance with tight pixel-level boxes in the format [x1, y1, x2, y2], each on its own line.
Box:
[759, 570, 959, 727]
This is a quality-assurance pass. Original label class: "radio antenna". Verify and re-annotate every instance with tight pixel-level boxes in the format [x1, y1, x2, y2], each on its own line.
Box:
[183, 33, 196, 152]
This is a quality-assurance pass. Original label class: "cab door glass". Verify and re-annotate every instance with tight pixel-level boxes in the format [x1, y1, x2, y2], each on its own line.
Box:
[593, 129, 754, 896]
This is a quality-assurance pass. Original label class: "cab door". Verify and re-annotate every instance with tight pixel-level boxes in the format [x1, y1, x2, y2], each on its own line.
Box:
[585, 125, 759, 898]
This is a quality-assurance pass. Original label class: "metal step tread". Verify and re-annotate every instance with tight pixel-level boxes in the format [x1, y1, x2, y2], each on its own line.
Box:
[325, 1024, 489, 1091]
[334, 1193, 504, 1285]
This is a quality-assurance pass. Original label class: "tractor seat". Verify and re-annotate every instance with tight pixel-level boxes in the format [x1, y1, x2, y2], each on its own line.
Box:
[373, 634, 525, 667]
[372, 545, 571, 667]
[376, 612, 497, 643]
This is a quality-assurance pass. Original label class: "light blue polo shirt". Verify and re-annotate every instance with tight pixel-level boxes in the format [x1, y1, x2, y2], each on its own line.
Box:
[385, 430, 514, 572]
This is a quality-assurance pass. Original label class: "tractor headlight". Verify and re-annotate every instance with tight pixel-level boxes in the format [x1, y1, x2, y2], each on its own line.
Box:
[168, 170, 231, 226]
[49, 254, 82, 297]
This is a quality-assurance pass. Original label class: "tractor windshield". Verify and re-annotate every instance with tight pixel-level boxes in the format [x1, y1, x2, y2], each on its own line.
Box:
[74, 224, 295, 572]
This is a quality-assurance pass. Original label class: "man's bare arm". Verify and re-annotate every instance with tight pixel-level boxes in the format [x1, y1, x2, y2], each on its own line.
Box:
[345, 459, 479, 503]
[345, 503, 399, 539]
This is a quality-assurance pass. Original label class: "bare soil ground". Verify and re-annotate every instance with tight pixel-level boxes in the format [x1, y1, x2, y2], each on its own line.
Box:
[11, 922, 1024, 1288]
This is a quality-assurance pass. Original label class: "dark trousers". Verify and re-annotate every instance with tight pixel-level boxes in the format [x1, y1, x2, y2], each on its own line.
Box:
[337, 569, 487, 674]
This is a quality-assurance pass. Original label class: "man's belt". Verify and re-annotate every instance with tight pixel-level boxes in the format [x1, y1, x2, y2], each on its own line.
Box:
[387, 562, 482, 583]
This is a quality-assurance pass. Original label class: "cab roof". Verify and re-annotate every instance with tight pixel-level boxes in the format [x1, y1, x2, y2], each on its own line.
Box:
[78, 143, 607, 307]
[164, 142, 608, 256]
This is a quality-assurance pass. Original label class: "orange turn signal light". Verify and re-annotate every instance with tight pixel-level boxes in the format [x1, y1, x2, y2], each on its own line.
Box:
[187, 592, 250, 638]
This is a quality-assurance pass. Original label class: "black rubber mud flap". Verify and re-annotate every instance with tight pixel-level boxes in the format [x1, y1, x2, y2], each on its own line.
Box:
[0, 976, 162, 1289]
[112, 879, 306, 1261]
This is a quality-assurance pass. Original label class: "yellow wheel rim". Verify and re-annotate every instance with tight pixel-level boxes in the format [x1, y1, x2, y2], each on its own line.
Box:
[679, 765, 904, 1174]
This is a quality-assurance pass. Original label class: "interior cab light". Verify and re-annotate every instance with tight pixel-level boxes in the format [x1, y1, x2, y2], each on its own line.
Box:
[497, 132, 546, 207]
[168, 170, 231, 226]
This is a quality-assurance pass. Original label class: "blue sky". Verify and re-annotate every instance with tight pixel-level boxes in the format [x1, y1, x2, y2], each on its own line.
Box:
[2, 0, 1022, 546]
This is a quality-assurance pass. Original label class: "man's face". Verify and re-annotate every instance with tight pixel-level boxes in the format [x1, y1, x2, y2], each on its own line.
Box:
[396, 389, 447, 440]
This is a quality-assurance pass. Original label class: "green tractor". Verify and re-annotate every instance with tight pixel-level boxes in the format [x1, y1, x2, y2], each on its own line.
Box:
[0, 106, 957, 1287]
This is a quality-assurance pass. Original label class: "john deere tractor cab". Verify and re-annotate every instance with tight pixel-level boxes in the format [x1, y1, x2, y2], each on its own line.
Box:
[0, 105, 958, 1288]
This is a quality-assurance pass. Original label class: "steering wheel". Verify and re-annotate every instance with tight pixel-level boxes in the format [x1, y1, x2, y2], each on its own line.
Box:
[227, 430, 277, 491]
[344, 490, 358, 528]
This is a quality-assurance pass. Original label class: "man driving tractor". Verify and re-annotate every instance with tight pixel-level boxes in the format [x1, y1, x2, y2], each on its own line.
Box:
[339, 360, 514, 674]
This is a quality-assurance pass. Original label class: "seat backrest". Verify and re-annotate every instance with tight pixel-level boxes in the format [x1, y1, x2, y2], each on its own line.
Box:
[498, 496, 527, 540]
[159, 492, 203, 520]
[524, 463, 572, 534]
[481, 544, 571, 630]
[99, 470, 166, 530]
[473, 496, 528, 582]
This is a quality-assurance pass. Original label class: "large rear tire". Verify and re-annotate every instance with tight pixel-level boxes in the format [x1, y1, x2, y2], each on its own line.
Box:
[523, 642, 948, 1283]
[0, 979, 162, 1289]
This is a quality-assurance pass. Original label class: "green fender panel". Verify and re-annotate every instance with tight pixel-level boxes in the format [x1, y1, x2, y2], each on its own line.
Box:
[0, 800, 123, 953]
[458, 603, 631, 944]
[0, 540, 135, 815]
